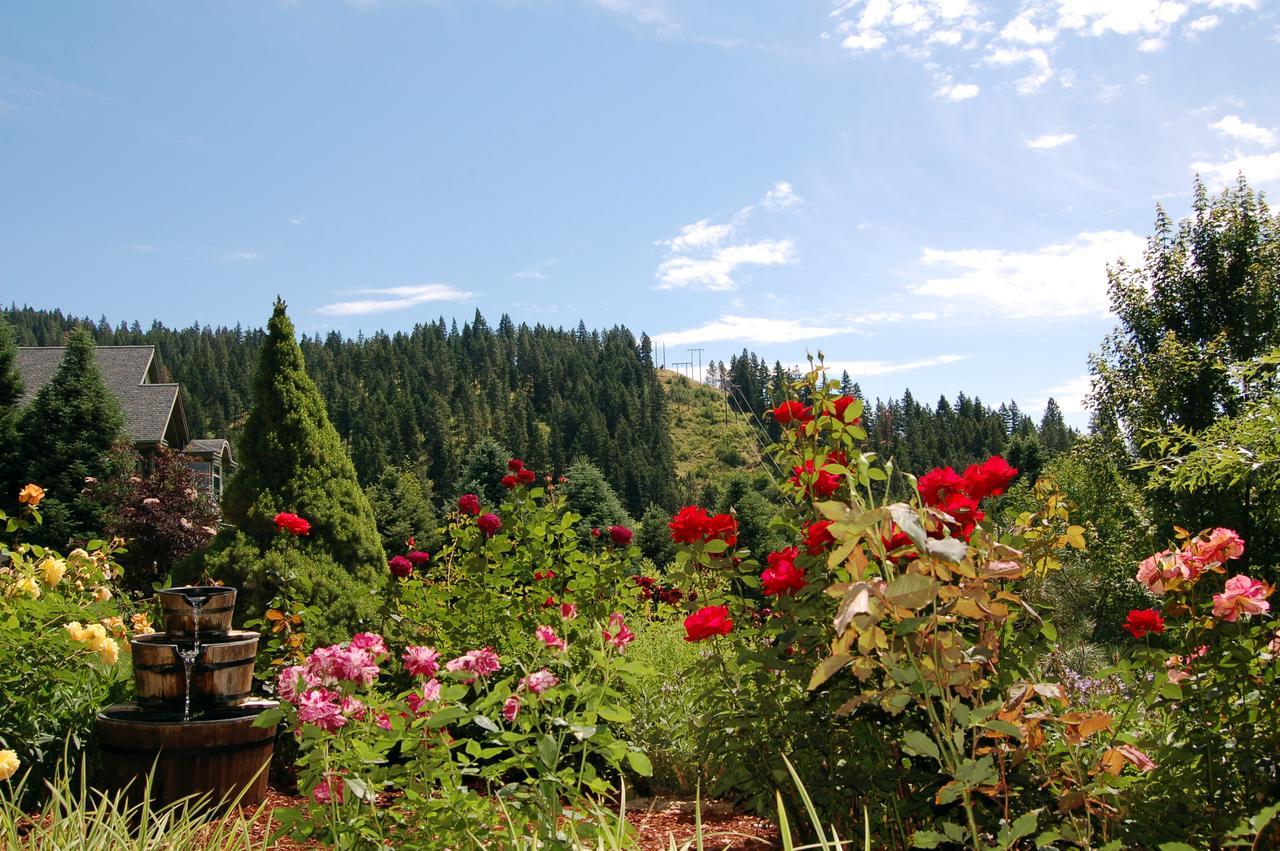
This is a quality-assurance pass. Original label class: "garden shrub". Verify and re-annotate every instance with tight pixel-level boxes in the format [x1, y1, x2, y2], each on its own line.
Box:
[0, 485, 137, 801]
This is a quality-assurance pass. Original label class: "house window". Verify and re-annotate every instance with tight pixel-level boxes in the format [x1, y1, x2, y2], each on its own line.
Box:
[212, 462, 223, 500]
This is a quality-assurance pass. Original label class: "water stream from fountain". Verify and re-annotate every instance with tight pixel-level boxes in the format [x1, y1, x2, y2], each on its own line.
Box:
[175, 594, 208, 722]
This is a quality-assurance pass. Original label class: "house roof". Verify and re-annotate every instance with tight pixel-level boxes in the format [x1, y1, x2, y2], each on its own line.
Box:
[185, 438, 236, 467]
[15, 345, 188, 447]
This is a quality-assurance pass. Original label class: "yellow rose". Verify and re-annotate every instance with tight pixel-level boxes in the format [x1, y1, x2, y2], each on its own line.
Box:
[18, 483, 44, 507]
[130, 613, 154, 634]
[100, 616, 125, 637]
[0, 749, 20, 781]
[16, 577, 40, 599]
[64, 621, 88, 642]
[94, 586, 113, 603]
[67, 548, 94, 571]
[39, 557, 66, 587]
[97, 639, 120, 665]
[83, 624, 107, 645]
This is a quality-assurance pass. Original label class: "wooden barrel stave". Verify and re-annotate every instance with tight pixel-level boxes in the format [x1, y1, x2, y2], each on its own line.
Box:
[130, 631, 259, 706]
[95, 701, 278, 810]
[157, 586, 237, 638]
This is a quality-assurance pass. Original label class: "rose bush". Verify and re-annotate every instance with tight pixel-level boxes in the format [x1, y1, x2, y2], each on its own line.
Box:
[0, 484, 140, 801]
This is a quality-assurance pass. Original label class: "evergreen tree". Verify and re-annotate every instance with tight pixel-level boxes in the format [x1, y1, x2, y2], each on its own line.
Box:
[636, 503, 677, 569]
[198, 299, 387, 643]
[562, 458, 632, 533]
[0, 315, 23, 501]
[1039, 398, 1074, 457]
[18, 327, 126, 545]
[366, 462, 441, 558]
[456, 437, 511, 508]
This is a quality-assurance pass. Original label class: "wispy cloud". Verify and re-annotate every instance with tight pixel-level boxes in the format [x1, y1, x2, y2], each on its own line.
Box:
[1210, 114, 1277, 147]
[908, 230, 1146, 319]
[936, 78, 980, 101]
[220, 250, 262, 263]
[1026, 132, 1077, 149]
[1191, 152, 1280, 187]
[317, 284, 474, 316]
[288, 215, 308, 226]
[656, 181, 801, 291]
[654, 314, 849, 346]
[1029, 374, 1093, 417]
[819, 354, 968, 378]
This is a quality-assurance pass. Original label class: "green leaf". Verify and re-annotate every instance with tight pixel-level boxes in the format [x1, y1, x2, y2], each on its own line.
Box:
[1160, 680, 1184, 700]
[815, 501, 850, 522]
[807, 653, 852, 691]
[537, 734, 558, 768]
[912, 830, 947, 848]
[901, 730, 940, 762]
[887, 503, 928, 552]
[1158, 843, 1199, 851]
[626, 750, 653, 777]
[598, 704, 632, 723]
[885, 573, 936, 609]
[926, 537, 968, 563]
[473, 714, 500, 733]
[1009, 809, 1040, 840]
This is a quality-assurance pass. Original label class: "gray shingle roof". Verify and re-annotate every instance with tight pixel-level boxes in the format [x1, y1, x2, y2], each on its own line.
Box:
[15, 346, 185, 446]
[185, 438, 235, 467]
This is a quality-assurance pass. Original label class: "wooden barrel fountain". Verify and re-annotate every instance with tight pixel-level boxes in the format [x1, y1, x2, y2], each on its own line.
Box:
[96, 701, 277, 809]
[131, 630, 258, 706]
[96, 585, 278, 810]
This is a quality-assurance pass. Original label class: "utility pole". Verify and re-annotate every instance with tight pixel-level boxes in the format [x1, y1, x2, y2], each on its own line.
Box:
[687, 348, 704, 384]
[672, 361, 691, 381]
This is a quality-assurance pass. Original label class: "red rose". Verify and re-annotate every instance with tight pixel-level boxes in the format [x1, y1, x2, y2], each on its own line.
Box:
[831, 395, 861, 425]
[608, 525, 633, 546]
[477, 512, 502, 537]
[507, 458, 524, 472]
[703, 513, 738, 548]
[501, 475, 517, 489]
[962, 456, 1019, 501]
[918, 467, 964, 507]
[542, 596, 556, 608]
[274, 512, 311, 536]
[761, 548, 807, 596]
[533, 569, 556, 581]
[771, 400, 812, 426]
[669, 506, 710, 544]
[881, 530, 918, 564]
[804, 520, 835, 555]
[389, 555, 413, 578]
[939, 492, 984, 539]
[407, 551, 431, 567]
[1123, 608, 1165, 639]
[684, 605, 733, 641]
[790, 459, 840, 499]
[632, 575, 655, 588]
[458, 494, 481, 516]
[517, 468, 536, 485]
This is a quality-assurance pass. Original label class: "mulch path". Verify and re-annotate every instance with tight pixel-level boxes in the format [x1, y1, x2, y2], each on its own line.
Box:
[235, 788, 779, 850]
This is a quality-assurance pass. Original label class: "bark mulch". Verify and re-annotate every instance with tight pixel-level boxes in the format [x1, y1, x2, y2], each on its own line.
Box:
[232, 788, 780, 849]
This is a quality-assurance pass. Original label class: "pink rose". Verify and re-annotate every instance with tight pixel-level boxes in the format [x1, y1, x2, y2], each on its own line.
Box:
[1136, 550, 1197, 594]
[520, 669, 559, 695]
[402, 645, 440, 678]
[1211, 575, 1272, 622]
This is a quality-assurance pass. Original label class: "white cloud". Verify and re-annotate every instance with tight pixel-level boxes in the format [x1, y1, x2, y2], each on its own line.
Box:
[513, 270, 547, 280]
[657, 239, 795, 290]
[820, 354, 967, 377]
[1055, 0, 1191, 37]
[653, 314, 848, 346]
[220, 250, 262, 262]
[1191, 151, 1280, 187]
[936, 80, 981, 100]
[1029, 374, 1093, 416]
[1138, 37, 1166, 51]
[761, 180, 802, 209]
[288, 215, 307, 226]
[1026, 132, 1077, 149]
[908, 230, 1146, 319]
[985, 46, 1053, 93]
[1188, 14, 1221, 31]
[843, 29, 888, 50]
[317, 284, 474, 315]
[657, 182, 801, 290]
[1210, 115, 1277, 147]
[1001, 11, 1057, 44]
[667, 218, 734, 252]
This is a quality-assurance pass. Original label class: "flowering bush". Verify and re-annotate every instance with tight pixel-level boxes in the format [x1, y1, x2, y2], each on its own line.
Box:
[259, 460, 653, 845]
[0, 485, 138, 800]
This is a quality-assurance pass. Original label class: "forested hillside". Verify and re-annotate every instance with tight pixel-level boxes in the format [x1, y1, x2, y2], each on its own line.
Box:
[5, 307, 1077, 514]
[4, 307, 674, 514]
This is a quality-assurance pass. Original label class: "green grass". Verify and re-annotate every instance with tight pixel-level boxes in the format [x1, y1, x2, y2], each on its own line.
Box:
[658, 370, 772, 494]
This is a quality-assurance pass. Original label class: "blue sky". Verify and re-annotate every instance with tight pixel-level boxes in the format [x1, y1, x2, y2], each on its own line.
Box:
[3, 1, 1279, 426]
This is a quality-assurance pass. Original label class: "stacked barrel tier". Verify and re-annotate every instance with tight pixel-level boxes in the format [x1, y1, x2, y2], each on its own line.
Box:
[131, 630, 259, 705]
